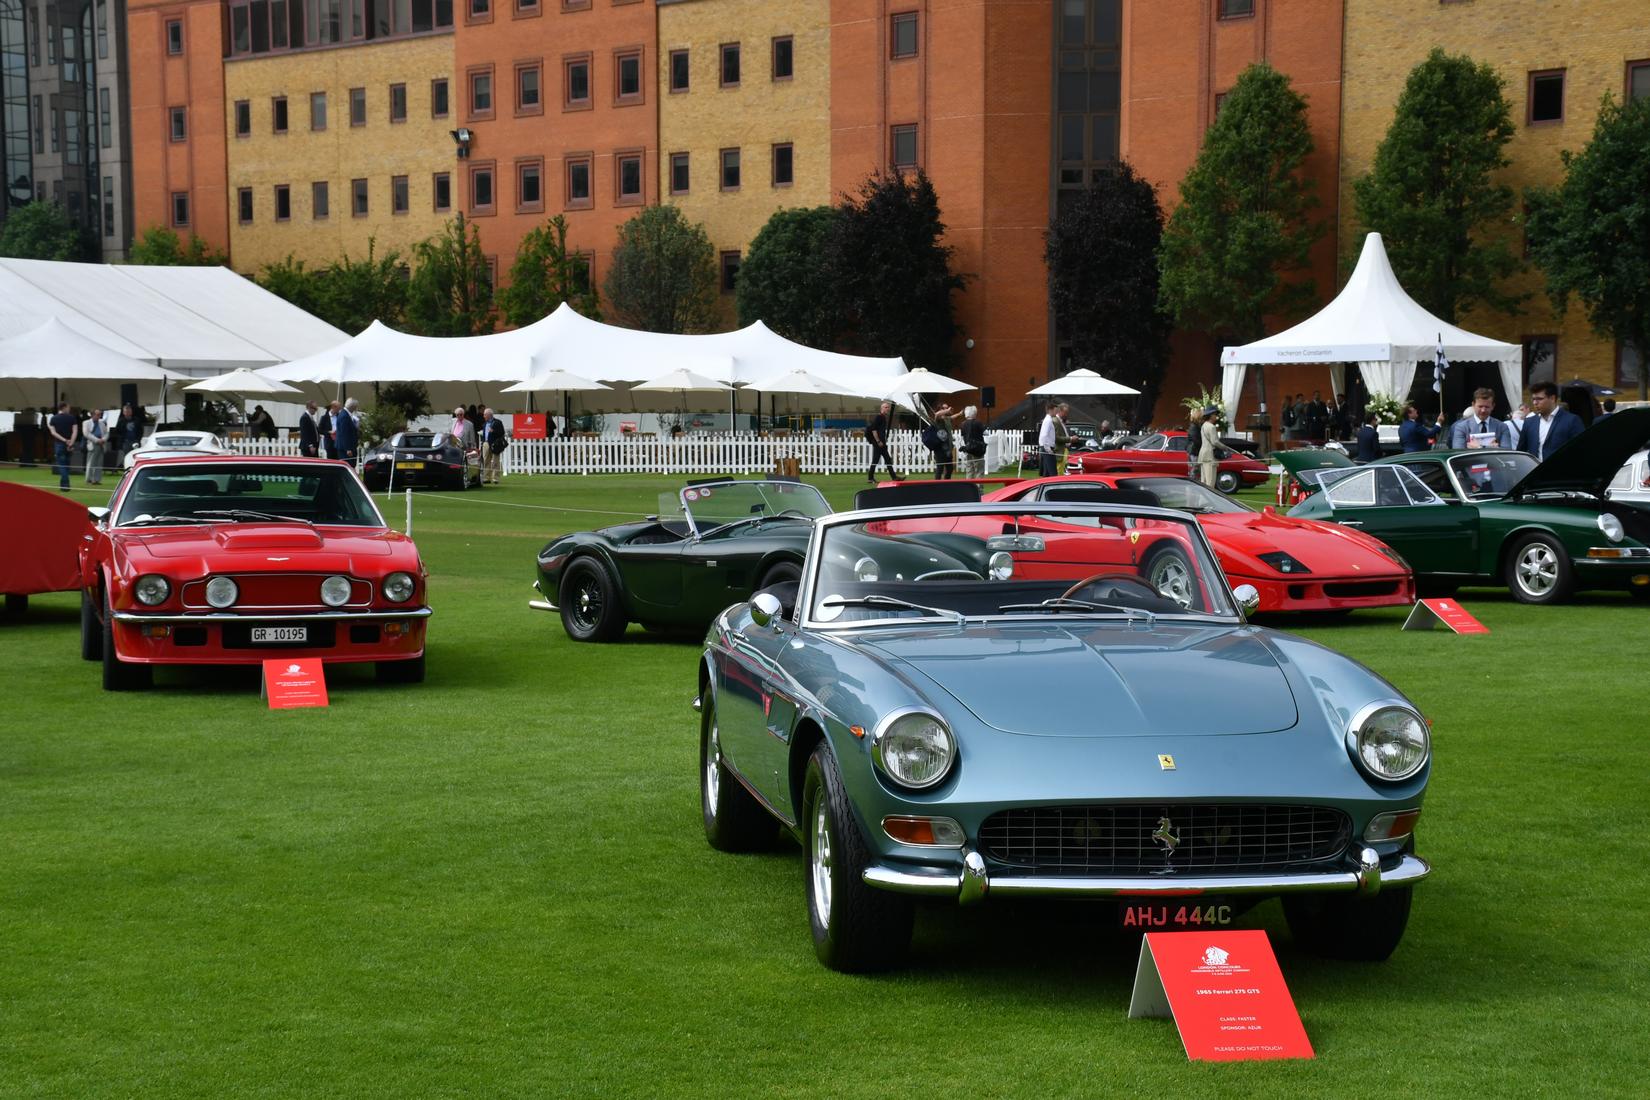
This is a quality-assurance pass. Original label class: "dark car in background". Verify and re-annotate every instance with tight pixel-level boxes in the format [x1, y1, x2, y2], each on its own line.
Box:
[360, 432, 480, 491]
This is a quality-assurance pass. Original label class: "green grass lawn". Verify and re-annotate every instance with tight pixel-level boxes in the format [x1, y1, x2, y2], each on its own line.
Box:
[2, 463, 1647, 1096]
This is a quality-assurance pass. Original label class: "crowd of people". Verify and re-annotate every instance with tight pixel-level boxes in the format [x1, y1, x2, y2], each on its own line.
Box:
[11, 402, 148, 490]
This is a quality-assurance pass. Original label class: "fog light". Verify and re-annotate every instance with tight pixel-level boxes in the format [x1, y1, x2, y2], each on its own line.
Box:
[882, 815, 966, 848]
[1363, 808, 1422, 843]
[1632, 574, 1649, 587]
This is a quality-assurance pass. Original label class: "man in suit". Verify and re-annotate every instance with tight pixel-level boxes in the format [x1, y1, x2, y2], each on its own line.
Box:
[334, 397, 360, 463]
[319, 401, 338, 459]
[866, 401, 900, 482]
[1356, 412, 1380, 463]
[1305, 390, 1329, 441]
[478, 407, 506, 485]
[1449, 387, 1513, 449]
[298, 401, 320, 457]
[1519, 380, 1584, 460]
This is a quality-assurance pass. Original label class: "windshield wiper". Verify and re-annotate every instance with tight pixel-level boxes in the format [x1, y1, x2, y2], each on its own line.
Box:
[121, 514, 225, 526]
[193, 509, 312, 525]
[819, 594, 965, 624]
[998, 597, 1157, 626]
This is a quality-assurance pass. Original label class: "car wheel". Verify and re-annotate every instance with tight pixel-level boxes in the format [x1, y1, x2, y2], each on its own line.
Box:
[559, 557, 626, 642]
[1145, 545, 1198, 610]
[1505, 533, 1573, 604]
[3, 593, 27, 616]
[376, 654, 425, 684]
[1283, 885, 1412, 961]
[81, 588, 103, 661]
[700, 689, 775, 852]
[1215, 470, 1240, 494]
[802, 743, 914, 973]
[101, 591, 151, 692]
[757, 561, 801, 591]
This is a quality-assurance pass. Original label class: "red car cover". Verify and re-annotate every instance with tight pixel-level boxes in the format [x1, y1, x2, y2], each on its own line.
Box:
[0, 482, 94, 597]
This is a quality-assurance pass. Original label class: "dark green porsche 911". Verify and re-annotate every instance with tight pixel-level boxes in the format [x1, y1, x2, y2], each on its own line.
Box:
[1284, 407, 1650, 604]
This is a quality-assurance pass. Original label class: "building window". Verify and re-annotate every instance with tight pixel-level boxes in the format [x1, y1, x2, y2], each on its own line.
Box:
[669, 152, 689, 195]
[389, 84, 407, 123]
[352, 178, 369, 217]
[1528, 70, 1565, 124]
[385, 175, 406, 214]
[615, 50, 642, 104]
[433, 172, 451, 211]
[235, 100, 251, 138]
[513, 62, 542, 114]
[720, 42, 740, 87]
[100, 88, 111, 148]
[1617, 341, 1643, 391]
[771, 36, 792, 81]
[720, 147, 740, 190]
[891, 124, 917, 169]
[470, 163, 495, 213]
[238, 187, 254, 224]
[31, 95, 42, 154]
[469, 68, 494, 117]
[565, 154, 592, 209]
[669, 49, 689, 93]
[772, 143, 793, 187]
[1218, 0, 1254, 17]
[1630, 61, 1650, 102]
[431, 78, 450, 118]
[169, 106, 186, 142]
[275, 184, 291, 221]
[313, 181, 330, 219]
[891, 12, 917, 59]
[1214, 92, 1228, 118]
[272, 96, 288, 133]
[166, 18, 183, 54]
[350, 87, 367, 125]
[468, 0, 490, 19]
[103, 177, 114, 237]
[616, 152, 643, 203]
[720, 251, 740, 294]
[516, 159, 543, 211]
[171, 192, 190, 227]
[561, 0, 589, 9]
[516, 0, 538, 14]
[311, 92, 327, 130]
[564, 56, 591, 108]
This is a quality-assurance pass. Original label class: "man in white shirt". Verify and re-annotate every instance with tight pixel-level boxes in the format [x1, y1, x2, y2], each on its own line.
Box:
[1037, 402, 1059, 477]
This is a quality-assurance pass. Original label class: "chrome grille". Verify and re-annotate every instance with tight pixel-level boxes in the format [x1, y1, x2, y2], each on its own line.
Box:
[978, 804, 1350, 875]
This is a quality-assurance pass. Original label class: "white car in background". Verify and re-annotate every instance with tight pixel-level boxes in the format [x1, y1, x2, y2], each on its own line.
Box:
[123, 430, 235, 468]
[1607, 449, 1650, 507]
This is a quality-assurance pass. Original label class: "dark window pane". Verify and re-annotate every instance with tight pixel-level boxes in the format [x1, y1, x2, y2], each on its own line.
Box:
[519, 68, 538, 108]
[392, 177, 407, 212]
[232, 6, 250, 53]
[1057, 71, 1085, 112]
[1090, 70, 1119, 112]
[310, 92, 327, 129]
[620, 157, 641, 197]
[520, 167, 539, 205]
[569, 63, 588, 102]
[720, 252, 740, 293]
[569, 161, 589, 200]
[619, 55, 640, 97]
[238, 189, 253, 222]
[1060, 50, 1083, 71]
[276, 186, 291, 219]
[1059, 114, 1083, 162]
[721, 44, 740, 85]
[273, 97, 288, 131]
[436, 0, 452, 26]
[312, 181, 328, 218]
[1061, 0, 1084, 44]
[773, 144, 792, 184]
[671, 153, 689, 193]
[1530, 73, 1563, 122]
[352, 179, 368, 215]
[1219, 0, 1254, 17]
[434, 173, 450, 210]
[892, 13, 917, 58]
[1632, 65, 1650, 102]
[474, 170, 492, 207]
[670, 51, 689, 92]
[432, 80, 448, 116]
[721, 149, 740, 188]
[1093, 0, 1120, 43]
[891, 125, 917, 167]
[412, 0, 433, 32]
[236, 101, 251, 136]
[773, 37, 792, 79]
[1092, 114, 1117, 161]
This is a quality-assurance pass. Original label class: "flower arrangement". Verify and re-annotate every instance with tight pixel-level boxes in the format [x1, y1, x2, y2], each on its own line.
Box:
[1364, 393, 1404, 425]
[1179, 385, 1224, 419]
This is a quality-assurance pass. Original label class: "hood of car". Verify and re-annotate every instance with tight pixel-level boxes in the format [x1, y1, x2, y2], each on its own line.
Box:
[1271, 448, 1356, 475]
[1198, 510, 1406, 574]
[858, 623, 1298, 737]
[115, 524, 401, 569]
[1507, 406, 1650, 501]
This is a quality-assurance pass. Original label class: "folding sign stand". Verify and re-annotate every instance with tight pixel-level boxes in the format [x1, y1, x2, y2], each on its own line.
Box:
[262, 658, 330, 709]
[1128, 930, 1314, 1062]
[1402, 598, 1488, 634]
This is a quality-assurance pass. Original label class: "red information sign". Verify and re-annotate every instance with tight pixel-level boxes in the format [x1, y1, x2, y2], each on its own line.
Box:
[512, 413, 547, 440]
[1402, 597, 1488, 634]
[1128, 930, 1314, 1062]
[262, 658, 330, 709]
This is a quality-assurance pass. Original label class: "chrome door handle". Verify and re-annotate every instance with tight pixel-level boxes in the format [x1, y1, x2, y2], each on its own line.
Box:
[1340, 521, 1363, 527]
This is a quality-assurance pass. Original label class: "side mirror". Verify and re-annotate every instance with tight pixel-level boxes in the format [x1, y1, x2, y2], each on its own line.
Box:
[750, 591, 783, 628]
[87, 506, 110, 525]
[1232, 583, 1261, 615]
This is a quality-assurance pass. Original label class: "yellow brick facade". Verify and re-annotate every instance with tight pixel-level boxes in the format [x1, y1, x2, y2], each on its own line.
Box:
[1342, 0, 1649, 394]
[225, 35, 458, 276]
[657, 0, 830, 323]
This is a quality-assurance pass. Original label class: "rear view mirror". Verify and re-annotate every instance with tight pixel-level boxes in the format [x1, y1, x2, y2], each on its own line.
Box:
[986, 534, 1045, 553]
[87, 506, 110, 524]
[750, 591, 782, 628]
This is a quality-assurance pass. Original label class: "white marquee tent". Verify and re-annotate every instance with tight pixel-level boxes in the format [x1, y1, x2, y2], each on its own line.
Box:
[0, 317, 184, 408]
[1219, 233, 1522, 423]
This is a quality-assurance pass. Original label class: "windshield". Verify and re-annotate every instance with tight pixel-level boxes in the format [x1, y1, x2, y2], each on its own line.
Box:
[392, 433, 447, 449]
[1118, 477, 1251, 514]
[678, 481, 832, 533]
[805, 505, 1235, 626]
[1134, 434, 1168, 451]
[1316, 465, 1443, 508]
[116, 463, 384, 526]
[152, 434, 211, 448]
[1449, 452, 1536, 499]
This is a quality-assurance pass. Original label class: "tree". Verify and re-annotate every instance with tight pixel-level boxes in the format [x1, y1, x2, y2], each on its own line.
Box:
[322, 240, 408, 333]
[1527, 93, 1650, 400]
[831, 169, 965, 371]
[499, 215, 601, 327]
[1045, 162, 1173, 422]
[1352, 49, 1523, 323]
[405, 214, 495, 337]
[257, 255, 327, 318]
[1159, 62, 1323, 349]
[0, 202, 92, 261]
[735, 206, 845, 349]
[603, 205, 718, 333]
[127, 225, 228, 266]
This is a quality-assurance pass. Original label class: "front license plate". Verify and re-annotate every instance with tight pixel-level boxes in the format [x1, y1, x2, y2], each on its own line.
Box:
[1118, 900, 1235, 930]
[251, 626, 309, 644]
[395, 462, 423, 470]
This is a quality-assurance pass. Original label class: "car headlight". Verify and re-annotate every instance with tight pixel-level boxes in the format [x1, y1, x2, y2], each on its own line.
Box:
[854, 556, 880, 582]
[1258, 551, 1310, 574]
[383, 572, 415, 603]
[988, 551, 1014, 580]
[872, 710, 956, 790]
[1597, 513, 1624, 543]
[1347, 703, 1429, 782]
[133, 574, 171, 606]
[204, 576, 239, 609]
[320, 575, 353, 607]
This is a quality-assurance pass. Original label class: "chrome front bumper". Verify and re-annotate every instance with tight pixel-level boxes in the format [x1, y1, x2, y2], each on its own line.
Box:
[114, 608, 432, 623]
[864, 847, 1430, 906]
[528, 580, 558, 613]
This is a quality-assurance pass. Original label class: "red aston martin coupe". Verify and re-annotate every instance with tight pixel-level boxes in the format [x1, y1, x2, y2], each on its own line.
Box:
[80, 455, 430, 690]
[983, 475, 1415, 614]
[1072, 430, 1270, 493]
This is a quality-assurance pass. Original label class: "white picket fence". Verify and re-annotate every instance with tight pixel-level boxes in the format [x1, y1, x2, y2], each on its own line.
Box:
[225, 429, 1024, 477]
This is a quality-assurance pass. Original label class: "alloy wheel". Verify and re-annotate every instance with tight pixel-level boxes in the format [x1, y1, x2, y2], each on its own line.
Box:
[1516, 543, 1558, 597]
[704, 722, 721, 818]
[572, 578, 602, 630]
[810, 795, 833, 928]
[1151, 553, 1195, 608]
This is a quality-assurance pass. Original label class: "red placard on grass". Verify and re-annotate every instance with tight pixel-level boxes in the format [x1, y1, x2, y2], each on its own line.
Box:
[262, 658, 329, 709]
[512, 413, 548, 440]
[1402, 598, 1488, 634]
[1128, 929, 1314, 1062]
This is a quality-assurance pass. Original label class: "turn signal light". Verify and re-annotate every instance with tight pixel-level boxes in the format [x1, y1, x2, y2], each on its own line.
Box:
[384, 621, 405, 636]
[1363, 808, 1422, 843]
[1587, 548, 1626, 559]
[882, 815, 965, 848]
[141, 624, 171, 638]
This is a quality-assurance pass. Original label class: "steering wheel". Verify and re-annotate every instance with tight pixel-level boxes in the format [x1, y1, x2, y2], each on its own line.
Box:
[1061, 572, 1160, 604]
[776, 508, 811, 519]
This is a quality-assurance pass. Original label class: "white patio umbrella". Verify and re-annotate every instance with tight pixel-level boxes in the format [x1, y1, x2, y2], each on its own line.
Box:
[630, 369, 735, 434]
[502, 367, 614, 433]
[1026, 368, 1140, 396]
[882, 367, 975, 397]
[741, 368, 861, 431]
[184, 368, 303, 432]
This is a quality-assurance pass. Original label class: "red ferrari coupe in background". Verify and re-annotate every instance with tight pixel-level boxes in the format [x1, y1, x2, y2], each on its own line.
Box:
[1072, 430, 1270, 493]
[984, 475, 1415, 614]
[80, 455, 430, 690]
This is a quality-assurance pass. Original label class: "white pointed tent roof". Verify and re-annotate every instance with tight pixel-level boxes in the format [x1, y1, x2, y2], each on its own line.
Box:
[1220, 233, 1521, 418]
[0, 317, 184, 407]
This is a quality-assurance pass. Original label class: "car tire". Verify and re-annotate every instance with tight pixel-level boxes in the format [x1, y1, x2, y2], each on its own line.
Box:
[559, 557, 626, 642]
[81, 588, 103, 661]
[376, 654, 425, 684]
[101, 591, 151, 692]
[1283, 885, 1412, 961]
[700, 689, 775, 852]
[802, 743, 914, 973]
[1504, 532, 1574, 604]
[1144, 544, 1199, 610]
[756, 561, 801, 591]
[4, 593, 26, 616]
[1215, 470, 1240, 494]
